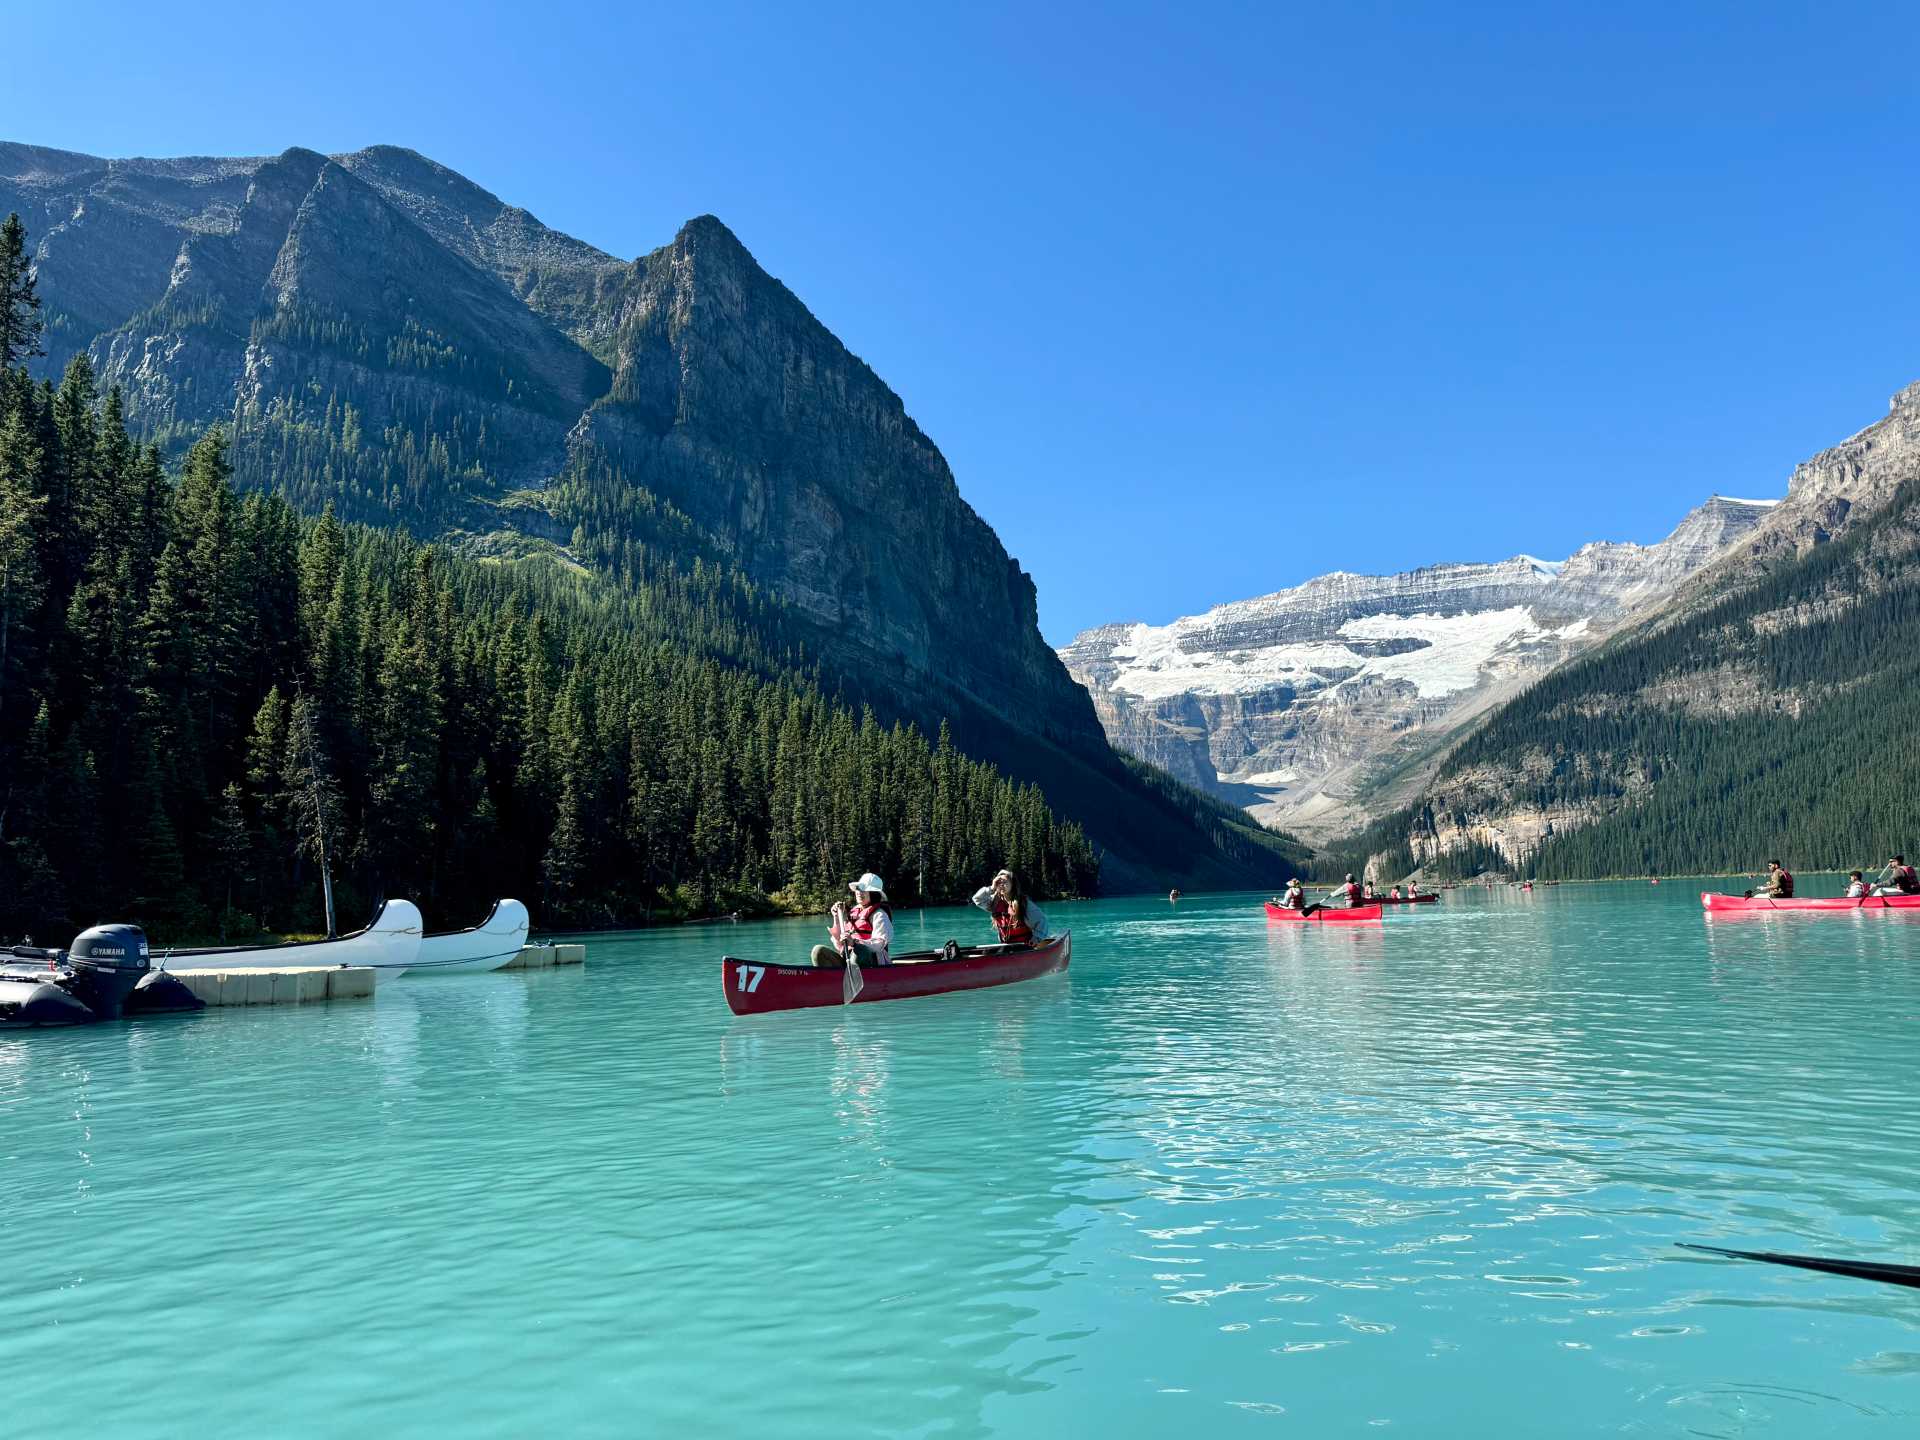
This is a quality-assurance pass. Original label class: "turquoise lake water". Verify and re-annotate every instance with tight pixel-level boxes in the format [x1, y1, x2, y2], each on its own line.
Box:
[4, 881, 1919, 1436]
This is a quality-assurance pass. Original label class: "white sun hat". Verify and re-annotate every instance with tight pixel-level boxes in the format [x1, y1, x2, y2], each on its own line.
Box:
[848, 873, 888, 901]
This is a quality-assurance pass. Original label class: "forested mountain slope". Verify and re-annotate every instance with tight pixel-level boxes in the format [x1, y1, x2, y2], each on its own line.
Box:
[1345, 382, 1920, 878]
[0, 142, 1305, 892]
[0, 362, 1110, 936]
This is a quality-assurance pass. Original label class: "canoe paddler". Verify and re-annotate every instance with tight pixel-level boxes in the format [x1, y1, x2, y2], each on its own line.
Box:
[972, 869, 1049, 945]
[1278, 878, 1307, 911]
[1846, 871, 1869, 898]
[1742, 860, 1794, 900]
[812, 873, 894, 968]
[1330, 873, 1364, 908]
[1873, 854, 1919, 896]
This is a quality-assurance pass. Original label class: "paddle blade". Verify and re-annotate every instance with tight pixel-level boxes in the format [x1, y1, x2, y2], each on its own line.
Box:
[843, 957, 864, 1004]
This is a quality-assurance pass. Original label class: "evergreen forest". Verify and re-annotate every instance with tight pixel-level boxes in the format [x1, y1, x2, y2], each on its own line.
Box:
[1332, 472, 1920, 882]
[0, 335, 1106, 940]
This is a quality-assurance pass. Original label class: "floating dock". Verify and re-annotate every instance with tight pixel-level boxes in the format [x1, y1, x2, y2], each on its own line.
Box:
[162, 965, 375, 1007]
[503, 942, 586, 970]
[165, 943, 585, 1006]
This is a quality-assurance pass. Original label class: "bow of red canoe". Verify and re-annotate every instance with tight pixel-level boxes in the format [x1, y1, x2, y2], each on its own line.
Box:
[722, 931, 1071, 1015]
[1264, 902, 1383, 922]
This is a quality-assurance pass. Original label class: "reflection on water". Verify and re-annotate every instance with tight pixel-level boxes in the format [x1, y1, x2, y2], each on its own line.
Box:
[3, 885, 1919, 1437]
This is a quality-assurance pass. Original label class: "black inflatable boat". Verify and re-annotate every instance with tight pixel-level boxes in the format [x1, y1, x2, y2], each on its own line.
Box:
[0, 924, 205, 1027]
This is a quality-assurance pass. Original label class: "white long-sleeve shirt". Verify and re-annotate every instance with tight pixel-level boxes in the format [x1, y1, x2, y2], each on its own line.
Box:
[970, 887, 1050, 941]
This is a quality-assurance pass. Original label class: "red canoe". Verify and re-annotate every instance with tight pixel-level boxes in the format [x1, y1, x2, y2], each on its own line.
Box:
[1265, 902, 1383, 923]
[723, 932, 1071, 1016]
[1373, 894, 1438, 906]
[1701, 892, 1920, 913]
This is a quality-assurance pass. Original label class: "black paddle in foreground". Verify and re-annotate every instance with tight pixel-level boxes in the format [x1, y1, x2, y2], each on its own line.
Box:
[1678, 1242, 1920, 1290]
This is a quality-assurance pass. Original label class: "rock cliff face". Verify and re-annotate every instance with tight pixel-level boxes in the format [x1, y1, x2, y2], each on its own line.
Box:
[1, 144, 1093, 755]
[1059, 496, 1772, 839]
[1673, 381, 1920, 589]
[573, 217, 1102, 755]
[1, 142, 616, 533]
[3, 140, 1279, 889]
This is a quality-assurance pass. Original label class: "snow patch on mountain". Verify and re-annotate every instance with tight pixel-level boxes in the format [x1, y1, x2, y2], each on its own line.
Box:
[1059, 492, 1776, 841]
[1110, 605, 1603, 707]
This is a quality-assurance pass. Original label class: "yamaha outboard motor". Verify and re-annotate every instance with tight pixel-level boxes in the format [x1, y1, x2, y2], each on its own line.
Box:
[62, 923, 151, 1020]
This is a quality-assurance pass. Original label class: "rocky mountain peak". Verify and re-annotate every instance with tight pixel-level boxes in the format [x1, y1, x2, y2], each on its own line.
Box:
[1664, 377, 1920, 578]
[574, 211, 1093, 752]
[1060, 492, 1772, 838]
[674, 213, 749, 254]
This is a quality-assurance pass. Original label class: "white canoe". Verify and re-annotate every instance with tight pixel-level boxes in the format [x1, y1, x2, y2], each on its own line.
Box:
[156, 899, 423, 986]
[409, 899, 530, 975]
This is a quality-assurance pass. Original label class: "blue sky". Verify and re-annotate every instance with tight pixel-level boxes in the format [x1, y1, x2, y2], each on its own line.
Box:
[10, 2, 1917, 642]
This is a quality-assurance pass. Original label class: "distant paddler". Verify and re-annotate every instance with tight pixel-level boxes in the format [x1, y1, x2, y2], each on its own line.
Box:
[811, 873, 893, 968]
[1169, 888, 1182, 903]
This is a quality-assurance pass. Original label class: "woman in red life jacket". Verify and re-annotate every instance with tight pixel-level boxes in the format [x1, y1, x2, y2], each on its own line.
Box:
[811, 873, 894, 967]
[971, 869, 1049, 946]
[1281, 877, 1327, 917]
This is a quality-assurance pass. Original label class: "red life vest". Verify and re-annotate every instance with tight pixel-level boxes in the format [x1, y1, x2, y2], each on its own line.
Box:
[1775, 869, 1794, 897]
[1342, 882, 1362, 905]
[1897, 865, 1918, 892]
[846, 902, 880, 941]
[992, 899, 1033, 945]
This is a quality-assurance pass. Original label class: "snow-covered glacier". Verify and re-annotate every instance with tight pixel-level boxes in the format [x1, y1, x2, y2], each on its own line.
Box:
[1058, 496, 1773, 839]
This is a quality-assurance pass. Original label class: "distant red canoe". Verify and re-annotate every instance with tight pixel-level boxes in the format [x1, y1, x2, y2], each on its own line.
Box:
[1264, 903, 1383, 923]
[1373, 894, 1438, 906]
[722, 932, 1071, 1015]
[1701, 892, 1920, 913]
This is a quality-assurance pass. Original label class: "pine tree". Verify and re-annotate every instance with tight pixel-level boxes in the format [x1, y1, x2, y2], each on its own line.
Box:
[210, 782, 253, 935]
[0, 213, 43, 369]
[281, 690, 344, 933]
[126, 737, 189, 930]
[542, 778, 588, 920]
[0, 414, 47, 730]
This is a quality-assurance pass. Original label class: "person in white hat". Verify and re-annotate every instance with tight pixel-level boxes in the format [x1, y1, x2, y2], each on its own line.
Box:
[812, 873, 894, 968]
